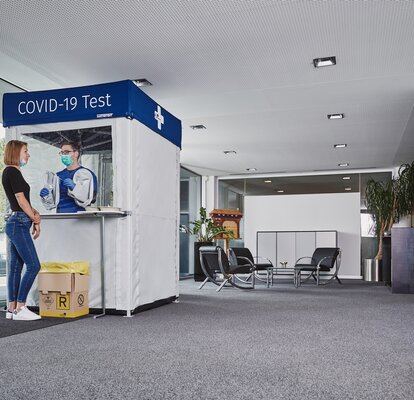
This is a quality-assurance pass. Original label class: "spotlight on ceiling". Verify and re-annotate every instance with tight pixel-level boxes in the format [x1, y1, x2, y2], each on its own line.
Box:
[313, 56, 336, 68]
[342, 176, 351, 180]
[277, 190, 284, 193]
[338, 163, 349, 167]
[328, 113, 344, 120]
[345, 187, 352, 191]
[334, 144, 347, 148]
[223, 150, 237, 155]
[190, 124, 206, 130]
[133, 78, 153, 87]
[264, 180, 272, 183]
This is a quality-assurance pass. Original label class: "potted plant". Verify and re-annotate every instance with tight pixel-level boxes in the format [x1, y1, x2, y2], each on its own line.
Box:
[395, 161, 414, 226]
[365, 178, 398, 261]
[364, 163, 414, 282]
[180, 207, 234, 281]
[391, 161, 414, 293]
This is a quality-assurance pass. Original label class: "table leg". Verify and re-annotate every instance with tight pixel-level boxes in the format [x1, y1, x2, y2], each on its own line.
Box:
[94, 215, 106, 319]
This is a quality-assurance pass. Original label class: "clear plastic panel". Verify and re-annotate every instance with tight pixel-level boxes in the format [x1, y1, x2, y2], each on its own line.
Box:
[20, 126, 113, 213]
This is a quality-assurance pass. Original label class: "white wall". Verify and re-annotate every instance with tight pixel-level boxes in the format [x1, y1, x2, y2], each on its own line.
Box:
[244, 193, 361, 278]
[202, 175, 216, 212]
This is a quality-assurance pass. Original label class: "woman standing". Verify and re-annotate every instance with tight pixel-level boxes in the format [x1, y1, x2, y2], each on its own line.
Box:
[2, 140, 42, 320]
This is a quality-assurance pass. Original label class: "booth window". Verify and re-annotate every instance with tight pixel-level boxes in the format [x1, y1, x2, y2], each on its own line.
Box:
[21, 126, 113, 213]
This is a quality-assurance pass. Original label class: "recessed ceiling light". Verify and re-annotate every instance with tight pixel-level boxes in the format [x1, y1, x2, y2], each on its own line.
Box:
[345, 187, 352, 191]
[334, 144, 347, 148]
[313, 56, 336, 68]
[223, 150, 237, 155]
[133, 78, 153, 87]
[246, 168, 257, 172]
[342, 176, 351, 180]
[338, 163, 349, 167]
[264, 180, 272, 183]
[190, 124, 206, 130]
[277, 190, 284, 193]
[328, 113, 344, 120]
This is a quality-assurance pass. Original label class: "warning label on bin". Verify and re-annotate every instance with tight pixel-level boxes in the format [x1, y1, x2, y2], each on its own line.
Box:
[42, 295, 54, 309]
[77, 294, 85, 306]
[56, 294, 70, 310]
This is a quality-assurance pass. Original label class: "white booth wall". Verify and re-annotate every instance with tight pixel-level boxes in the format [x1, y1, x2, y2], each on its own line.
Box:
[244, 193, 361, 278]
[7, 117, 180, 310]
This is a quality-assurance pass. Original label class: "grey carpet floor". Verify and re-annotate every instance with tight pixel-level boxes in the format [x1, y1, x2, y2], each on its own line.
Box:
[0, 279, 413, 400]
[0, 310, 88, 338]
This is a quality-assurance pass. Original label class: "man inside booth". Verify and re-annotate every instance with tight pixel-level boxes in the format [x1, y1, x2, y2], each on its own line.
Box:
[39, 141, 98, 213]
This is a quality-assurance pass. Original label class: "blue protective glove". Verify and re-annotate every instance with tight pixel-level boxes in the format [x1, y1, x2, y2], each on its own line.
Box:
[40, 188, 49, 197]
[63, 178, 76, 191]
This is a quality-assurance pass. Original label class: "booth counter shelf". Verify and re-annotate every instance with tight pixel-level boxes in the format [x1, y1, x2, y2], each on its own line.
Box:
[40, 210, 130, 318]
[41, 210, 129, 218]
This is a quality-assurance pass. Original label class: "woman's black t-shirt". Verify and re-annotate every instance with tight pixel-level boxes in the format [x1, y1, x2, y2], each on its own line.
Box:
[1, 166, 31, 211]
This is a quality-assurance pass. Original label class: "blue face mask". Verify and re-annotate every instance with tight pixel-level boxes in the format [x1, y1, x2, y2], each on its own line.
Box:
[19, 159, 27, 167]
[61, 154, 73, 166]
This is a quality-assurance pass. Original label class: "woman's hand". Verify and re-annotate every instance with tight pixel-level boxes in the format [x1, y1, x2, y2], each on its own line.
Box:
[32, 209, 41, 224]
[32, 223, 41, 240]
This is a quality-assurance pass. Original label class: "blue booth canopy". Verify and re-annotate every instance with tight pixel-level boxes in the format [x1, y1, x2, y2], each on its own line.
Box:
[2, 80, 182, 148]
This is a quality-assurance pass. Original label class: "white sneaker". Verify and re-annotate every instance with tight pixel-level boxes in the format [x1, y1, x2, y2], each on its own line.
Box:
[13, 306, 41, 321]
[6, 311, 13, 320]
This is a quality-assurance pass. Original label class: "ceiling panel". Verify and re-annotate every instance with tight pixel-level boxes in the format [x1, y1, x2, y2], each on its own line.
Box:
[0, 1, 414, 175]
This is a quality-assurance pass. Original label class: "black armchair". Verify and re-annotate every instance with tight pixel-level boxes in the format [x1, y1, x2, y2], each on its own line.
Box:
[199, 246, 255, 292]
[229, 247, 274, 285]
[293, 247, 341, 288]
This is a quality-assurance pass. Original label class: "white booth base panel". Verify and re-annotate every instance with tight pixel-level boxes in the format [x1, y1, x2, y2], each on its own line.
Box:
[28, 217, 117, 309]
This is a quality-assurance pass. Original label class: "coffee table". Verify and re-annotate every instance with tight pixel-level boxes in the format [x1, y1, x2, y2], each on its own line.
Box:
[266, 263, 295, 287]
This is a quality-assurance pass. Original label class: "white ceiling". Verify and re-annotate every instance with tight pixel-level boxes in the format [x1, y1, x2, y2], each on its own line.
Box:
[1, 0, 414, 176]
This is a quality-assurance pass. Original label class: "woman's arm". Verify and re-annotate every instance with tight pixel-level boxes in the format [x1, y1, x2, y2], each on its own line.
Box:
[15, 192, 41, 223]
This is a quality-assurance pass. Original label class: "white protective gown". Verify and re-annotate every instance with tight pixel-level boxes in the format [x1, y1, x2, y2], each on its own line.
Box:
[41, 168, 95, 211]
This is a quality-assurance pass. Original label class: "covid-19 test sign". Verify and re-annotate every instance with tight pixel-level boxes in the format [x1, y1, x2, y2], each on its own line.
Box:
[3, 81, 129, 125]
[2, 80, 182, 148]
[16, 93, 113, 115]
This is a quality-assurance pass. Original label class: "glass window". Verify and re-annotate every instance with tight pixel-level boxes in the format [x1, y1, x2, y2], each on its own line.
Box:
[361, 212, 375, 237]
[180, 167, 201, 277]
[21, 126, 113, 213]
[180, 180, 189, 212]
[217, 180, 244, 247]
[218, 180, 243, 212]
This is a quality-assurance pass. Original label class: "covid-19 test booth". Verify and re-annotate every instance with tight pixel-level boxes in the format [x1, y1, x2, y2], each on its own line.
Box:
[2, 80, 181, 316]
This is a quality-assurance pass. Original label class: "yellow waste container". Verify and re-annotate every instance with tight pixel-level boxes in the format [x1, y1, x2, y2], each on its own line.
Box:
[38, 262, 90, 318]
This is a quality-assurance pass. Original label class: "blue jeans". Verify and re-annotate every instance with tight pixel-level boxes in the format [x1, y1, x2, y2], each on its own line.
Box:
[5, 212, 41, 303]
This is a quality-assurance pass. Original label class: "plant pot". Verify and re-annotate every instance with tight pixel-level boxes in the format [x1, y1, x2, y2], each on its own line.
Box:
[194, 241, 214, 281]
[382, 236, 391, 286]
[363, 259, 382, 282]
[391, 227, 414, 294]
